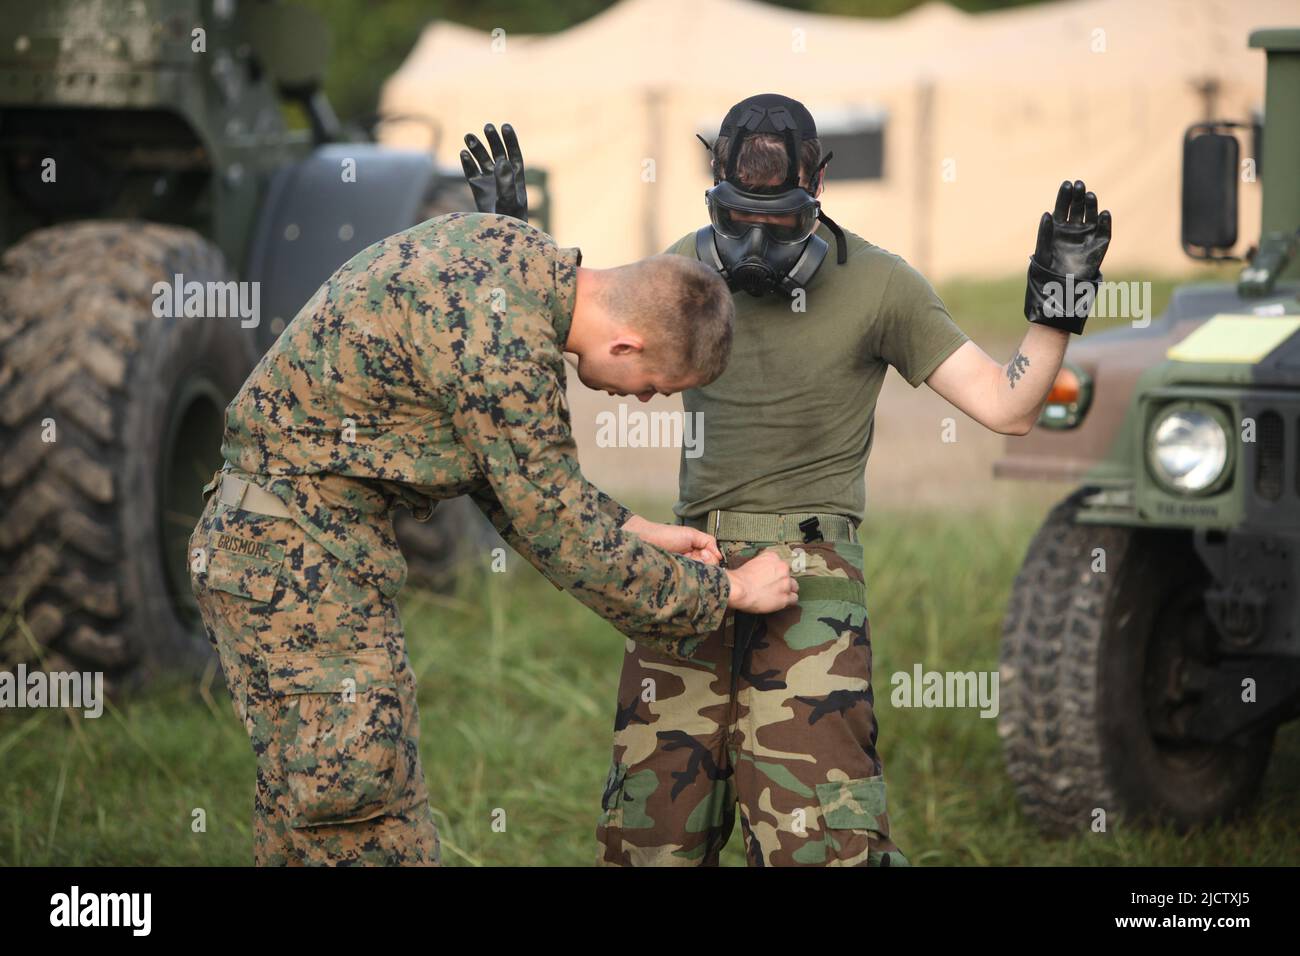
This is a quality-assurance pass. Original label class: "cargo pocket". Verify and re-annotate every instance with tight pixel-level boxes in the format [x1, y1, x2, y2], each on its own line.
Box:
[203, 532, 287, 604]
[789, 540, 867, 608]
[267, 647, 404, 828]
[815, 775, 911, 867]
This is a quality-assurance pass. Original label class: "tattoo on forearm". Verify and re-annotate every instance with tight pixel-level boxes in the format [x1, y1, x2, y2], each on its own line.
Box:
[1006, 350, 1030, 388]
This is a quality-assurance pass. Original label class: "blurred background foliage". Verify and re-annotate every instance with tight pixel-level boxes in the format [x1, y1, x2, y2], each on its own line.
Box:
[301, 0, 1048, 123]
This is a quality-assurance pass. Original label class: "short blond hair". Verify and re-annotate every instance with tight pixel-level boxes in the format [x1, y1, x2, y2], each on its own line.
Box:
[598, 255, 734, 384]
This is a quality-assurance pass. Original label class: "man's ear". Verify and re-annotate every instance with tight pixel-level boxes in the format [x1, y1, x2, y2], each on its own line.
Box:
[812, 166, 826, 198]
[608, 333, 646, 358]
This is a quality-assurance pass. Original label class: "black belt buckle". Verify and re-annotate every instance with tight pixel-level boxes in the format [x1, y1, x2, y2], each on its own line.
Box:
[798, 517, 823, 543]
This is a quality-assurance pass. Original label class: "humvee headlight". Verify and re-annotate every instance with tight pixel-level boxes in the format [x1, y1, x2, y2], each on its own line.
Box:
[1148, 407, 1229, 493]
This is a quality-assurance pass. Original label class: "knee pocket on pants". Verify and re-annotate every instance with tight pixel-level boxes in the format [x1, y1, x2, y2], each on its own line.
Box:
[814, 775, 910, 867]
[268, 647, 407, 829]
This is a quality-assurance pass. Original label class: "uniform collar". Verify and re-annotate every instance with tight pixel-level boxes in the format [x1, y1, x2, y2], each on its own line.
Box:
[551, 245, 582, 348]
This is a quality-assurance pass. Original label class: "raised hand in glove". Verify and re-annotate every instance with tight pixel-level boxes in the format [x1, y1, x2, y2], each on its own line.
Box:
[459, 123, 529, 222]
[1024, 179, 1112, 334]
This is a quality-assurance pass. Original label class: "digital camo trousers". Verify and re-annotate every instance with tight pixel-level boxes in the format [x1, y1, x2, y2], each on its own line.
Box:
[189, 492, 439, 866]
[597, 539, 910, 867]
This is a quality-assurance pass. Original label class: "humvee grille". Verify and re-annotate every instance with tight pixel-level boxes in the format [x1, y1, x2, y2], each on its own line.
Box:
[1256, 410, 1284, 501]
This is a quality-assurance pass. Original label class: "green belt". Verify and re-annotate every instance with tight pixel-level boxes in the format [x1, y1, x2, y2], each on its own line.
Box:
[685, 509, 859, 545]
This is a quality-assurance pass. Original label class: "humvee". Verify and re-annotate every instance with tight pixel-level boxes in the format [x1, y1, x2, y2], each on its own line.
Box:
[995, 28, 1300, 833]
[0, 1, 537, 688]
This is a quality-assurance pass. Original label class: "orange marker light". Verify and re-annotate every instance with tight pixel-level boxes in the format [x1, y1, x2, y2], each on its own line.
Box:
[1038, 363, 1091, 429]
[1047, 367, 1081, 406]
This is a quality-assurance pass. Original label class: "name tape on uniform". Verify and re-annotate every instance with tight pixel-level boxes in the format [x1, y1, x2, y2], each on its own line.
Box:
[213, 533, 279, 562]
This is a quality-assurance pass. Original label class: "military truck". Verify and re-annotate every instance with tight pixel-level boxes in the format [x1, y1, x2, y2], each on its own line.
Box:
[0, 1, 534, 688]
[995, 28, 1300, 834]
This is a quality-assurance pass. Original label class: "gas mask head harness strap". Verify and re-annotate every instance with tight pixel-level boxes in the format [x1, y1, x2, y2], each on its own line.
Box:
[695, 93, 847, 298]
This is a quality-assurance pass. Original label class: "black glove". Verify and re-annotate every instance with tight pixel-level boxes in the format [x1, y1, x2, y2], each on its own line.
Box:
[1024, 179, 1112, 334]
[459, 123, 529, 223]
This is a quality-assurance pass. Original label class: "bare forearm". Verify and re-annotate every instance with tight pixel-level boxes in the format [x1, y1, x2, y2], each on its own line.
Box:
[926, 327, 1070, 435]
[985, 324, 1070, 434]
[927, 178, 1111, 438]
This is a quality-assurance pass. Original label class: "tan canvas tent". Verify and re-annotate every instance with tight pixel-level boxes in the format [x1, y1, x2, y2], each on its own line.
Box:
[382, 0, 1289, 278]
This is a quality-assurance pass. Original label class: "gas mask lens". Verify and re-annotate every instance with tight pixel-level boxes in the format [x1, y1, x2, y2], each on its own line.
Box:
[706, 183, 820, 244]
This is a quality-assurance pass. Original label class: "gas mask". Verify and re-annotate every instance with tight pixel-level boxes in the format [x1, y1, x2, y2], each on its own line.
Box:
[696, 180, 829, 297]
[695, 93, 847, 299]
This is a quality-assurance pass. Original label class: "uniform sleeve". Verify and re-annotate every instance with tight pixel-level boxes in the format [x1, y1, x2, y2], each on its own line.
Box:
[454, 357, 728, 648]
[873, 258, 970, 388]
[594, 489, 632, 527]
[468, 485, 629, 578]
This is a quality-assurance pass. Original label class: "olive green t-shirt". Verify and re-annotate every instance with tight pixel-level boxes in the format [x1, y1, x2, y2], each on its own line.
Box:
[669, 222, 970, 525]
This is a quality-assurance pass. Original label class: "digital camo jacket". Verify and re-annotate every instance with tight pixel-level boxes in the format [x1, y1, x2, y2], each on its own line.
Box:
[222, 212, 729, 649]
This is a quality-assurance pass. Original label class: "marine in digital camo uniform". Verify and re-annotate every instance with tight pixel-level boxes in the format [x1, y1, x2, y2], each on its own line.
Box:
[463, 92, 1111, 867]
[188, 211, 797, 866]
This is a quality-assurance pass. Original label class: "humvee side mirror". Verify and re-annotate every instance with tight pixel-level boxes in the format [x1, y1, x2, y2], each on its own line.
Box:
[246, 2, 330, 95]
[1181, 125, 1240, 259]
[245, 2, 340, 143]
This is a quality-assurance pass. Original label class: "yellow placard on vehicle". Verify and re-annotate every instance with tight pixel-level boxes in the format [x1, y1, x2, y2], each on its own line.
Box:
[1167, 314, 1300, 364]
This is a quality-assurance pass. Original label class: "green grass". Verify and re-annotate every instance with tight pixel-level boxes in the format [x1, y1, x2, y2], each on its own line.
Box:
[2, 500, 1296, 866]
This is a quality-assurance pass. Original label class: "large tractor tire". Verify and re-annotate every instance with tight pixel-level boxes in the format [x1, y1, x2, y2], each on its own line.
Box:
[998, 489, 1275, 835]
[0, 222, 255, 690]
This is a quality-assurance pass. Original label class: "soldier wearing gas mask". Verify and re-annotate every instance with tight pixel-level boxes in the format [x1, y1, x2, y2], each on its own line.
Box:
[692, 95, 847, 297]
[462, 94, 1110, 867]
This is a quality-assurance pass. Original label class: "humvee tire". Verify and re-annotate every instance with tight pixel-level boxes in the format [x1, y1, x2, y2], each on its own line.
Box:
[0, 222, 254, 689]
[999, 489, 1276, 834]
